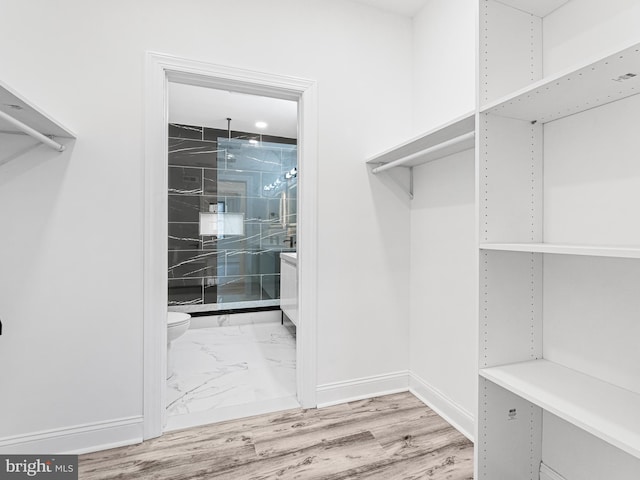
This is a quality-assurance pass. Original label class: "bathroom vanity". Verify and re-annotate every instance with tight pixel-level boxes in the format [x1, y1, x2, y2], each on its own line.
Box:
[280, 252, 298, 326]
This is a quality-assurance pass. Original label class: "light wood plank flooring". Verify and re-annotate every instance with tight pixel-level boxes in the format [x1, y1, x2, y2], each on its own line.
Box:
[79, 392, 473, 479]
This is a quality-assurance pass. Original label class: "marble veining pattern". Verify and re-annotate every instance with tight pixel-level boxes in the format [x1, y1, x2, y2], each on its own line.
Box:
[167, 322, 296, 420]
[168, 124, 297, 308]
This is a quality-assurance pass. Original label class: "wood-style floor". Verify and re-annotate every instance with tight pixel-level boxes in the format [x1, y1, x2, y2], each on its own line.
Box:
[79, 392, 473, 479]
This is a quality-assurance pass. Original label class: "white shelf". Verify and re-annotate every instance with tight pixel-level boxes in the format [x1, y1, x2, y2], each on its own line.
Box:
[481, 41, 640, 123]
[480, 359, 640, 459]
[480, 243, 640, 259]
[497, 0, 569, 17]
[0, 79, 75, 142]
[366, 111, 474, 170]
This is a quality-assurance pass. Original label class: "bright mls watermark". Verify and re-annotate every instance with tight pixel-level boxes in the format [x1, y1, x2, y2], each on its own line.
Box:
[0, 456, 77, 479]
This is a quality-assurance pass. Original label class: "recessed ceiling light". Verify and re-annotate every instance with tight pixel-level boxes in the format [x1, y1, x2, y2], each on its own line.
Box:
[255, 121, 268, 129]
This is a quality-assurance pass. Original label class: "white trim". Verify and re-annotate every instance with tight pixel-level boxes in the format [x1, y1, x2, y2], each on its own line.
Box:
[164, 396, 300, 433]
[295, 76, 319, 409]
[540, 463, 567, 480]
[0, 417, 143, 455]
[409, 372, 475, 441]
[144, 52, 319, 439]
[313, 371, 476, 442]
[316, 371, 409, 408]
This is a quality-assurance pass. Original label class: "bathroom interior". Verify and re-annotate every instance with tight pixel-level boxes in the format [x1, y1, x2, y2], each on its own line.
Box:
[165, 83, 300, 431]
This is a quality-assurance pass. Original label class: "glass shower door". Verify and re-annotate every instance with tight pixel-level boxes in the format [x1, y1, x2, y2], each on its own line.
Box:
[167, 123, 297, 311]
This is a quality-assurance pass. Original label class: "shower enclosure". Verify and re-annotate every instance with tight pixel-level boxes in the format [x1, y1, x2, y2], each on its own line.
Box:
[168, 123, 297, 311]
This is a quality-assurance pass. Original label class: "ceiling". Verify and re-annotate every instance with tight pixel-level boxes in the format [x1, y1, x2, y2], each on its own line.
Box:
[169, 82, 298, 139]
[350, 0, 430, 17]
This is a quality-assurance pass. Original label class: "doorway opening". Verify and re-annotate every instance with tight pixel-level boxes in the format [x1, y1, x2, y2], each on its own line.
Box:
[165, 84, 299, 430]
[144, 53, 318, 439]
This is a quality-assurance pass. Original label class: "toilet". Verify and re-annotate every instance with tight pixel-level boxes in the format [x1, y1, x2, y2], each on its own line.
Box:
[167, 312, 191, 379]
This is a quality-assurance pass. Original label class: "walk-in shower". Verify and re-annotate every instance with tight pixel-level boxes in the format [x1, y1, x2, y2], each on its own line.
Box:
[167, 91, 298, 313]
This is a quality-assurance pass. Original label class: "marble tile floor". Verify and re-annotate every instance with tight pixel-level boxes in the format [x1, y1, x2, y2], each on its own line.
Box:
[165, 320, 298, 432]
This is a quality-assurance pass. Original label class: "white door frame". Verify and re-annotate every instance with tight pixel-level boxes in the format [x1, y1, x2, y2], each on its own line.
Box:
[143, 52, 318, 439]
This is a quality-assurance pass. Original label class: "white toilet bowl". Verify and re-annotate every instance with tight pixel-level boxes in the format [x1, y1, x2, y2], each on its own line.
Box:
[167, 312, 191, 379]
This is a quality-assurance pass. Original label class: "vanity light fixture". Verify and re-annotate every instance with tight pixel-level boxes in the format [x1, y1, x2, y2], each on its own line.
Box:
[264, 168, 297, 191]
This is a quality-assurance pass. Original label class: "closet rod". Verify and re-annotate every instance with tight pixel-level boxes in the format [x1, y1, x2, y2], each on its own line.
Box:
[0, 110, 65, 152]
[371, 131, 475, 174]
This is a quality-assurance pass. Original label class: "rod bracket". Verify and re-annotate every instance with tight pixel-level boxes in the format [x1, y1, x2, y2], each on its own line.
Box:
[370, 164, 414, 200]
[409, 167, 414, 200]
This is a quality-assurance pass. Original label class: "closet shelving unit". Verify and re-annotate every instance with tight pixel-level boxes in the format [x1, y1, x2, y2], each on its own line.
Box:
[366, 111, 475, 197]
[0, 80, 75, 154]
[478, 0, 640, 478]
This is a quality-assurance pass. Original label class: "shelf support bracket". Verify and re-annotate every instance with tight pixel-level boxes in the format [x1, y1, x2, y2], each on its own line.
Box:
[369, 164, 414, 200]
[409, 167, 414, 200]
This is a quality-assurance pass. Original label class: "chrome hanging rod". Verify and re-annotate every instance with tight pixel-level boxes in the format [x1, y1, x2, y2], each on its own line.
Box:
[371, 131, 475, 174]
[0, 109, 65, 152]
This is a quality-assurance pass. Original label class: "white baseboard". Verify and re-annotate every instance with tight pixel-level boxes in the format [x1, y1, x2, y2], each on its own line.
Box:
[0, 416, 144, 455]
[0, 372, 474, 454]
[409, 372, 474, 441]
[316, 370, 409, 408]
[540, 463, 567, 480]
[188, 310, 282, 329]
[315, 370, 475, 442]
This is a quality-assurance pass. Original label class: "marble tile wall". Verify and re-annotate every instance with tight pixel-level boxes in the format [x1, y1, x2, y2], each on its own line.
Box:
[168, 124, 297, 309]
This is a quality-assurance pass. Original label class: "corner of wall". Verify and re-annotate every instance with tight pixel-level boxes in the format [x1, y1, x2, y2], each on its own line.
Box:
[409, 372, 474, 441]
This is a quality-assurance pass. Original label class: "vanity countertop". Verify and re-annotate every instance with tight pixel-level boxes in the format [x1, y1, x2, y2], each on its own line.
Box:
[280, 252, 297, 265]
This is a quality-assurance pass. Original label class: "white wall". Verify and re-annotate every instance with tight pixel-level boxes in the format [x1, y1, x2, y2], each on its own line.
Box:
[0, 0, 412, 451]
[408, 0, 477, 437]
[543, 0, 640, 76]
[409, 150, 476, 434]
[412, 0, 476, 133]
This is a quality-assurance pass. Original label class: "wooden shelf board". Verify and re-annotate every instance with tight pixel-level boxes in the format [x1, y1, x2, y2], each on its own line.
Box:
[0, 79, 75, 139]
[480, 243, 640, 259]
[481, 359, 640, 459]
[366, 111, 474, 168]
[480, 41, 640, 124]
